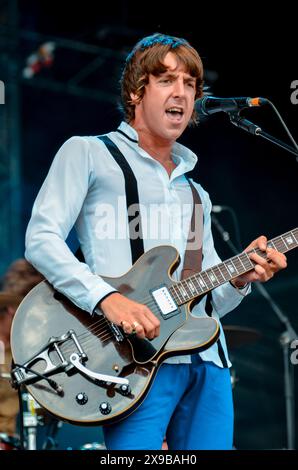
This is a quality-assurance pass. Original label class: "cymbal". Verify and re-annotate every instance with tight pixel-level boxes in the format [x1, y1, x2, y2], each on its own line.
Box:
[0, 293, 22, 308]
[223, 325, 262, 349]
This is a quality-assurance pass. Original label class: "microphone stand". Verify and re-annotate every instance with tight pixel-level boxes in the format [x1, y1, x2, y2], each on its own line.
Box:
[228, 113, 298, 161]
[211, 213, 297, 449]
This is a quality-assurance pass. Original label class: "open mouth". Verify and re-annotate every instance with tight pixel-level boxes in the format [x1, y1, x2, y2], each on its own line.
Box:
[165, 107, 184, 121]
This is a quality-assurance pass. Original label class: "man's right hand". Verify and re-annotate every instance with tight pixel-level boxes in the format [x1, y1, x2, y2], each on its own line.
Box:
[97, 292, 160, 340]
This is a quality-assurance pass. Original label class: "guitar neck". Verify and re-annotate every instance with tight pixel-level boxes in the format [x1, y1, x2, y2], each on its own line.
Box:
[170, 228, 298, 306]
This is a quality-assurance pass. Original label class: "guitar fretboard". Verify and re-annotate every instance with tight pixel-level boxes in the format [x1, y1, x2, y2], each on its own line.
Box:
[169, 228, 298, 306]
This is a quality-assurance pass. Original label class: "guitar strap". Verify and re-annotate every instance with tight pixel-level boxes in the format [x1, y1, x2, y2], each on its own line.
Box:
[98, 135, 145, 264]
[180, 177, 203, 280]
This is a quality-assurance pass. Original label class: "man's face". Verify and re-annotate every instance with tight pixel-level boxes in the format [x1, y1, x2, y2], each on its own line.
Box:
[132, 52, 196, 143]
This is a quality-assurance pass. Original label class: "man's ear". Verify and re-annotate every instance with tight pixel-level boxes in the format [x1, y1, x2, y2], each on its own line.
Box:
[130, 92, 141, 105]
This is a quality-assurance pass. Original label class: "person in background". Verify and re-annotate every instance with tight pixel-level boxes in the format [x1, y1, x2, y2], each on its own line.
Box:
[0, 259, 43, 444]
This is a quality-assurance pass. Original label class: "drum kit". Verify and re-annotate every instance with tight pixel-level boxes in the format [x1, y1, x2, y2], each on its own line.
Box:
[0, 292, 261, 450]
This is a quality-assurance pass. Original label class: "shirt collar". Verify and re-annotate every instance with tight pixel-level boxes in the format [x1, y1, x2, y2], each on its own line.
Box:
[117, 121, 198, 173]
[117, 121, 139, 143]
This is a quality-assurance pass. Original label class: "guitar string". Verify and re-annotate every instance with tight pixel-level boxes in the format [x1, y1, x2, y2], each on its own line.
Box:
[59, 329, 112, 352]
[128, 241, 289, 307]
[61, 261, 226, 347]
[59, 317, 143, 355]
[64, 240, 285, 347]
[57, 302, 158, 356]
[58, 334, 111, 358]
[60, 294, 172, 344]
[80, 245, 273, 336]
[22, 237, 295, 370]
[59, 241, 287, 351]
[59, 299, 170, 355]
[59, 314, 137, 354]
[60, 285, 282, 355]
[59, 321, 117, 353]
[48, 244, 298, 375]
[57, 239, 291, 354]
[66, 296, 162, 340]
[89, 240, 288, 320]
[59, 290, 180, 353]
[58, 320, 140, 356]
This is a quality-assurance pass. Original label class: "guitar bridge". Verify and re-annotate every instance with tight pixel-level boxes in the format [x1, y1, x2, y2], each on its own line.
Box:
[11, 330, 86, 386]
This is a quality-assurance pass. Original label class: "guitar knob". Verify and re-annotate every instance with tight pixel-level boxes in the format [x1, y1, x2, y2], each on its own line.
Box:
[99, 402, 112, 415]
[119, 384, 131, 396]
[76, 392, 88, 405]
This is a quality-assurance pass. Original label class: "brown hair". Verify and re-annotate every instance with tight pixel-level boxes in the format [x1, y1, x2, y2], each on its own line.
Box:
[120, 33, 204, 125]
[1, 259, 44, 299]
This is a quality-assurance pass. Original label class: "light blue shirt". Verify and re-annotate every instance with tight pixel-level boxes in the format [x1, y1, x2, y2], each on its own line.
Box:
[25, 121, 250, 368]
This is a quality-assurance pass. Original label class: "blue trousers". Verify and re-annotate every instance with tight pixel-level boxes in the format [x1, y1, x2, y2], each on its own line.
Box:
[103, 356, 234, 450]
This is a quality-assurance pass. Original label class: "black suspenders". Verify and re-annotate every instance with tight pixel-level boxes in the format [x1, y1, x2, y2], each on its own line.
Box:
[98, 135, 144, 264]
[77, 134, 228, 367]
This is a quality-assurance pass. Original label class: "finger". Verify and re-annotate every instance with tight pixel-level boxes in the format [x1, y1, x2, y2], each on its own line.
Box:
[149, 318, 160, 338]
[257, 235, 268, 251]
[246, 270, 263, 282]
[254, 264, 268, 278]
[252, 250, 287, 277]
[267, 249, 287, 269]
[249, 251, 269, 268]
[120, 320, 133, 335]
[250, 248, 286, 271]
[245, 235, 267, 252]
[134, 311, 160, 339]
[143, 308, 160, 338]
[154, 323, 160, 338]
[131, 321, 146, 339]
[137, 317, 157, 340]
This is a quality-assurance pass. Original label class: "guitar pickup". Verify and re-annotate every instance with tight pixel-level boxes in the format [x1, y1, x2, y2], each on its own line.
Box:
[151, 285, 179, 319]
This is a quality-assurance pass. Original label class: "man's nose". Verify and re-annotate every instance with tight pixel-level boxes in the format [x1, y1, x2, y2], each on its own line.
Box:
[172, 79, 185, 97]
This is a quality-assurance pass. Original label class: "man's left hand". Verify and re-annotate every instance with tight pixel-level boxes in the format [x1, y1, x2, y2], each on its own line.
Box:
[231, 235, 287, 288]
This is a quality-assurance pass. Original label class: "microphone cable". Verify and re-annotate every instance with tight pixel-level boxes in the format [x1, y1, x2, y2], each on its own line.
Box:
[262, 99, 298, 155]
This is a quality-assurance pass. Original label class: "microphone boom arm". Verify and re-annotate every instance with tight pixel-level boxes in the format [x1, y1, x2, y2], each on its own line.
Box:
[228, 113, 298, 160]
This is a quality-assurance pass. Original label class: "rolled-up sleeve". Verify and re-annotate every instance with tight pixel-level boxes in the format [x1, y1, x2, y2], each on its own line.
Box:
[25, 136, 117, 314]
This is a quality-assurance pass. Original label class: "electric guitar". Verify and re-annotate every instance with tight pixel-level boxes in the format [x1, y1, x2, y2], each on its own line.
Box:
[11, 228, 297, 425]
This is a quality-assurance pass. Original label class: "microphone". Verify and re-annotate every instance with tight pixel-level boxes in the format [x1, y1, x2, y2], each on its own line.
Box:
[195, 96, 268, 116]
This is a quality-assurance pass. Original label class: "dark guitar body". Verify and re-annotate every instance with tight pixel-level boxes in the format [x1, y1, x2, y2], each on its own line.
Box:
[11, 245, 219, 426]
